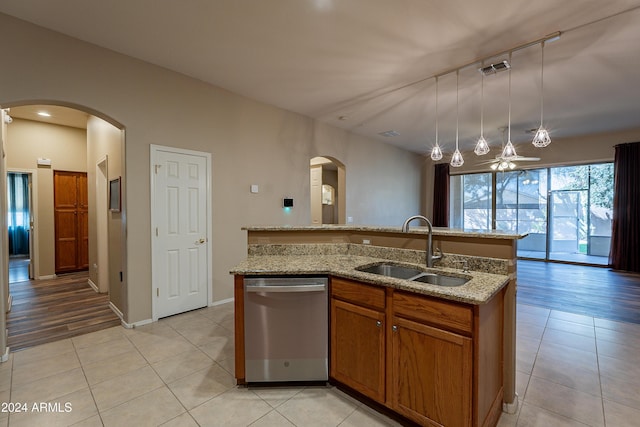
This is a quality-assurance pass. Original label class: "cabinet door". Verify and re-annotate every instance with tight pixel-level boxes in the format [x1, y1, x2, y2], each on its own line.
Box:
[331, 298, 385, 402]
[391, 316, 472, 427]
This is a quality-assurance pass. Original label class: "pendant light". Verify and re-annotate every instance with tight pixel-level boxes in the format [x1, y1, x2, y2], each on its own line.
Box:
[450, 70, 464, 167]
[474, 63, 490, 156]
[501, 52, 517, 160]
[430, 76, 443, 161]
[532, 41, 551, 147]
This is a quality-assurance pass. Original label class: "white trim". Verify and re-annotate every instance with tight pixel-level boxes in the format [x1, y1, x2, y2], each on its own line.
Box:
[503, 393, 519, 414]
[110, 301, 153, 329]
[96, 155, 109, 294]
[37, 274, 56, 280]
[1, 346, 9, 363]
[7, 295, 12, 312]
[109, 301, 123, 319]
[209, 297, 233, 307]
[150, 144, 213, 322]
[87, 279, 99, 293]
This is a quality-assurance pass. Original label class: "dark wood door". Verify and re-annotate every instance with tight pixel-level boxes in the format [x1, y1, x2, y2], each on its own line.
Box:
[54, 171, 89, 273]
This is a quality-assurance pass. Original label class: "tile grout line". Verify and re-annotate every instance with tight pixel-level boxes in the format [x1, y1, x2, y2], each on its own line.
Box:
[515, 309, 550, 425]
[71, 336, 105, 427]
[593, 318, 608, 427]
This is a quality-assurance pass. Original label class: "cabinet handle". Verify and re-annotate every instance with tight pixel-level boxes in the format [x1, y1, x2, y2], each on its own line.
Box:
[376, 321, 382, 328]
[392, 325, 398, 332]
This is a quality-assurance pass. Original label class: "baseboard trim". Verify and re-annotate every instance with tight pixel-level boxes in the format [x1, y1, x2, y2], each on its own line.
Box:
[38, 274, 56, 280]
[209, 297, 234, 307]
[1, 346, 9, 363]
[502, 392, 519, 414]
[109, 302, 153, 329]
[87, 279, 99, 293]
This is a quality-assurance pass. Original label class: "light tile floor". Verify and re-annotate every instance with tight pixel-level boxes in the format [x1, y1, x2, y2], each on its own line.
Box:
[0, 302, 638, 426]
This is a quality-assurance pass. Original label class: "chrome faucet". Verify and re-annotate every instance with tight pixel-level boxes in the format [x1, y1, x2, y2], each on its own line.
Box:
[401, 215, 442, 268]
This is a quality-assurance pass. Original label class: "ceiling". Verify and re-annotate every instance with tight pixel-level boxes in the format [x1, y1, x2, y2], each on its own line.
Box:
[8, 105, 89, 129]
[2, 0, 640, 156]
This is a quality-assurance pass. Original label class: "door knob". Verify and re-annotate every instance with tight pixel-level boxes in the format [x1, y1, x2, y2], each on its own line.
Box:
[195, 238, 206, 245]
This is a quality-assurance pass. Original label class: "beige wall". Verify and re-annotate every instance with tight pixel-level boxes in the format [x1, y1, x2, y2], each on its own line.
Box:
[5, 118, 87, 277]
[86, 116, 123, 312]
[0, 14, 424, 323]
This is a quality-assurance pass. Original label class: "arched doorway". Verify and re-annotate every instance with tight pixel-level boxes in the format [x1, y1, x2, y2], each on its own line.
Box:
[1, 102, 126, 351]
[310, 156, 346, 224]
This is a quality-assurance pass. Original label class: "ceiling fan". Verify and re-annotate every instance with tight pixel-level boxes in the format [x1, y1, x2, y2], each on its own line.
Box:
[481, 127, 540, 170]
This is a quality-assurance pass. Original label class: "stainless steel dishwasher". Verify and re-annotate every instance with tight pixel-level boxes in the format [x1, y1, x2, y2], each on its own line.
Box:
[243, 276, 328, 383]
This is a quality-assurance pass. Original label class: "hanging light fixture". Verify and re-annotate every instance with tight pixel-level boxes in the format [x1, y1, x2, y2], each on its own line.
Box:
[501, 52, 518, 160]
[474, 62, 490, 156]
[450, 70, 464, 167]
[430, 76, 443, 161]
[532, 41, 551, 147]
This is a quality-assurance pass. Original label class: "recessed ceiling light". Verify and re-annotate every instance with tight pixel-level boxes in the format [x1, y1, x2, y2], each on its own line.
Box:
[37, 111, 51, 117]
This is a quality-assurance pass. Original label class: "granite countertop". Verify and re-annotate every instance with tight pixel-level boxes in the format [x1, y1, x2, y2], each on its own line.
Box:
[230, 254, 509, 305]
[243, 225, 527, 240]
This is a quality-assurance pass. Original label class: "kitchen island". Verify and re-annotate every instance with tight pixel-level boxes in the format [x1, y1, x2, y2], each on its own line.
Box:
[231, 225, 525, 427]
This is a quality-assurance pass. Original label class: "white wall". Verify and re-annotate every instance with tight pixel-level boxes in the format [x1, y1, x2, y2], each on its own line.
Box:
[0, 14, 424, 323]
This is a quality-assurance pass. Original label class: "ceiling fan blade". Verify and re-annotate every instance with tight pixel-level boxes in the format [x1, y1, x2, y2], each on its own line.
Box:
[513, 156, 541, 161]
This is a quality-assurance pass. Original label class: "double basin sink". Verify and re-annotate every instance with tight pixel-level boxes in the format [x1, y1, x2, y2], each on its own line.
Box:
[356, 263, 469, 287]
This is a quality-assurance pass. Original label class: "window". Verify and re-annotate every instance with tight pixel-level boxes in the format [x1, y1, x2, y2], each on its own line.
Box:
[450, 173, 492, 231]
[449, 163, 613, 265]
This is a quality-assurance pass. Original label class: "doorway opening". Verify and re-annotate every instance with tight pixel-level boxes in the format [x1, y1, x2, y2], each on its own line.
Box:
[310, 156, 346, 224]
[2, 102, 125, 351]
[7, 171, 34, 283]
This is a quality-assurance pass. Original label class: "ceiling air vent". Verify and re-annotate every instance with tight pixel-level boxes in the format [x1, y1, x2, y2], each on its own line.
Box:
[379, 130, 400, 137]
[479, 60, 511, 76]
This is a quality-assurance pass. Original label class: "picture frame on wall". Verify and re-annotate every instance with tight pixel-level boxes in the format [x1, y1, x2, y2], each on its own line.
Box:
[109, 177, 121, 212]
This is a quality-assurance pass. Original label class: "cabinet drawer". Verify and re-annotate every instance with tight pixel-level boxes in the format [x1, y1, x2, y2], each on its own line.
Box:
[393, 290, 473, 334]
[331, 278, 385, 311]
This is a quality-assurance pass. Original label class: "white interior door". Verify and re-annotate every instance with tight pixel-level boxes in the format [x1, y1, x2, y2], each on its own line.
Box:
[152, 147, 210, 319]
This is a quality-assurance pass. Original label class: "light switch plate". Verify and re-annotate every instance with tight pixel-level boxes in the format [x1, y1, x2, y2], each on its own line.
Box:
[250, 184, 259, 193]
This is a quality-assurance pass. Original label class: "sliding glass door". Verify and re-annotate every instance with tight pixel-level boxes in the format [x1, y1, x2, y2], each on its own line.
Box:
[494, 169, 548, 259]
[450, 162, 613, 265]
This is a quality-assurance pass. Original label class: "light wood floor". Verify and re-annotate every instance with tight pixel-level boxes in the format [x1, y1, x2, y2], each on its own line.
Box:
[7, 271, 121, 351]
[517, 259, 640, 325]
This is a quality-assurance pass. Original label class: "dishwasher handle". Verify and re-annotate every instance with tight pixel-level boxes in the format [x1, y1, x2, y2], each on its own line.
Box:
[245, 284, 326, 293]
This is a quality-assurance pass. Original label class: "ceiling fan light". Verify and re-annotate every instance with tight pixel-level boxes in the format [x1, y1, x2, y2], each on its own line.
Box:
[532, 126, 551, 147]
[509, 162, 516, 169]
[430, 145, 443, 161]
[450, 149, 464, 167]
[474, 136, 490, 155]
[490, 162, 499, 170]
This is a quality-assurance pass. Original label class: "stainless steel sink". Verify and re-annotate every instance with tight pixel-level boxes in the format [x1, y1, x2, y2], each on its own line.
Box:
[356, 262, 469, 287]
[356, 263, 424, 280]
[412, 273, 469, 287]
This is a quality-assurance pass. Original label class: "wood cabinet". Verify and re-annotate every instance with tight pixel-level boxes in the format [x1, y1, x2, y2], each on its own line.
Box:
[330, 278, 386, 402]
[391, 312, 472, 426]
[330, 278, 504, 427]
[54, 171, 89, 273]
